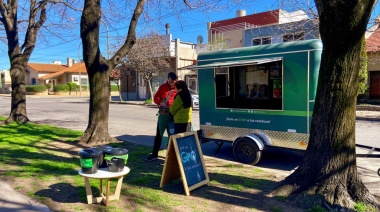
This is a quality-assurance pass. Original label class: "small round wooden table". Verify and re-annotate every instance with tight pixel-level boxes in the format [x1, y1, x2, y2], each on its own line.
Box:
[78, 167, 130, 206]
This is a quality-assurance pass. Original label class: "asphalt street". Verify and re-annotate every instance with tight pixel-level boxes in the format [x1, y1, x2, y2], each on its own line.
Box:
[0, 96, 380, 198]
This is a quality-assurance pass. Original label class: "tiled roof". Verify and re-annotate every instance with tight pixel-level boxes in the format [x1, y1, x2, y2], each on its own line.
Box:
[38, 63, 86, 80]
[210, 10, 279, 32]
[27, 63, 67, 73]
[366, 26, 380, 52]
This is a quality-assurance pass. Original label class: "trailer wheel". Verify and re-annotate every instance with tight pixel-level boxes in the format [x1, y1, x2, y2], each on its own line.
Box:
[378, 168, 380, 176]
[233, 137, 262, 165]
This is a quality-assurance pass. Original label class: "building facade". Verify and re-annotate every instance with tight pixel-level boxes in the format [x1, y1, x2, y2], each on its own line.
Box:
[366, 17, 380, 100]
[208, 9, 311, 48]
[244, 19, 319, 46]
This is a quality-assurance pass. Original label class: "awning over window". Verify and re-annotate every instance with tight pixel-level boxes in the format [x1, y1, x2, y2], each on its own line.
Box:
[187, 57, 282, 69]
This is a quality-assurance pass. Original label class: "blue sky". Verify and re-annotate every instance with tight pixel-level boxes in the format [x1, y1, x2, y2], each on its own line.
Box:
[0, 1, 379, 70]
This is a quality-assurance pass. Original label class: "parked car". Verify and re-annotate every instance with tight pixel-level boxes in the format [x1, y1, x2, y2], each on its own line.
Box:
[189, 89, 199, 108]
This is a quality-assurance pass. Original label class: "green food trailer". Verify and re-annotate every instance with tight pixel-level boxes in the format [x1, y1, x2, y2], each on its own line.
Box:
[194, 39, 322, 165]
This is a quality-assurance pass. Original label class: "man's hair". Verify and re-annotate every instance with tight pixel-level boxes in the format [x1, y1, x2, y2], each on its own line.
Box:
[168, 72, 177, 80]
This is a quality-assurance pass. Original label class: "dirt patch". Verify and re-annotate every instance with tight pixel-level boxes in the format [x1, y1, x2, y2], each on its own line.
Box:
[2, 140, 304, 212]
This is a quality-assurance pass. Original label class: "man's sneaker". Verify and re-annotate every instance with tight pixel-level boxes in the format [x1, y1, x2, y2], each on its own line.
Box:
[145, 154, 158, 161]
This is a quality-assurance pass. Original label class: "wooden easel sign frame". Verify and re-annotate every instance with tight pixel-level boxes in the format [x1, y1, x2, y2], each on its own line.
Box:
[160, 131, 210, 196]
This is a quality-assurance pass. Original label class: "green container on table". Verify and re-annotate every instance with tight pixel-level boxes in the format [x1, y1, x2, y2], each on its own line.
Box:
[79, 148, 102, 174]
[104, 148, 128, 172]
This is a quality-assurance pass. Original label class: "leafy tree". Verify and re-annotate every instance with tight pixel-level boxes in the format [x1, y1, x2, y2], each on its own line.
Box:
[273, 0, 379, 210]
[125, 33, 171, 101]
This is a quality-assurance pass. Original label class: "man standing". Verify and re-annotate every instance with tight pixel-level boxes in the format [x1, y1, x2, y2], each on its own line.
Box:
[146, 72, 177, 161]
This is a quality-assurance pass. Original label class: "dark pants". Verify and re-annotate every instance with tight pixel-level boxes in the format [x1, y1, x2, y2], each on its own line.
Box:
[175, 122, 191, 134]
[152, 123, 162, 157]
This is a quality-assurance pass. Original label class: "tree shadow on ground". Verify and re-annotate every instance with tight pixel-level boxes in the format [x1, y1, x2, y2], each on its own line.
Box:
[116, 135, 155, 147]
[119, 151, 303, 212]
[34, 183, 84, 203]
[200, 141, 304, 172]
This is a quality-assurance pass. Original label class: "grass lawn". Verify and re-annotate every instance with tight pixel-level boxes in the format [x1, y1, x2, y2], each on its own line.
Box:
[0, 116, 316, 212]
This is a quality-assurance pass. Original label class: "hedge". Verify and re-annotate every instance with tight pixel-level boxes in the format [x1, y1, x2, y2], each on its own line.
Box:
[26, 85, 47, 93]
[67, 82, 78, 91]
[53, 84, 70, 92]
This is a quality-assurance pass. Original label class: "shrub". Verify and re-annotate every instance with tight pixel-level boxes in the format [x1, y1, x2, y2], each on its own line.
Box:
[53, 84, 69, 92]
[45, 83, 51, 90]
[67, 82, 78, 92]
[80, 85, 88, 91]
[144, 99, 152, 104]
[25, 85, 47, 93]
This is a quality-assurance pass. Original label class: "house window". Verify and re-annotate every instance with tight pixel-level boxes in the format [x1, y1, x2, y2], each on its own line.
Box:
[252, 37, 272, 46]
[73, 76, 79, 82]
[31, 78, 36, 85]
[283, 32, 305, 42]
[215, 61, 283, 110]
[81, 78, 88, 86]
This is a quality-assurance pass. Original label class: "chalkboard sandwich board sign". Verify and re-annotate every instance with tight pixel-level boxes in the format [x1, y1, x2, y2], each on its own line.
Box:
[160, 131, 210, 196]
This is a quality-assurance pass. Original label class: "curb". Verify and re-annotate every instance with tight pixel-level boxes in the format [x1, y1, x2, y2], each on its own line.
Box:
[356, 105, 380, 111]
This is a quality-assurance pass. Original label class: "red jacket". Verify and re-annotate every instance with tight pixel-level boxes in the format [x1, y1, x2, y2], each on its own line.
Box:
[154, 82, 177, 106]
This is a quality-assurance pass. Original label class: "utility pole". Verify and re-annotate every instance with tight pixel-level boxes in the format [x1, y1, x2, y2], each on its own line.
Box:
[78, 43, 82, 96]
[101, 19, 110, 59]
[101, 19, 111, 101]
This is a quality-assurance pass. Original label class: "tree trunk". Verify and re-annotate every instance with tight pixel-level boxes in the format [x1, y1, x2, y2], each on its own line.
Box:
[272, 0, 379, 210]
[147, 79, 153, 101]
[79, 0, 145, 145]
[79, 0, 112, 145]
[116, 82, 123, 102]
[79, 61, 114, 145]
[6, 60, 29, 124]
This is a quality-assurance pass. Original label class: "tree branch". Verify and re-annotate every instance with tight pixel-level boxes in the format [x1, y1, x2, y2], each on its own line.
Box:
[46, 0, 82, 11]
[21, 0, 47, 57]
[183, 0, 193, 8]
[112, 0, 146, 66]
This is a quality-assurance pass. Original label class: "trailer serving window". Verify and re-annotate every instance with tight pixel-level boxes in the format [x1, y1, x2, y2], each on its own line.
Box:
[214, 59, 283, 110]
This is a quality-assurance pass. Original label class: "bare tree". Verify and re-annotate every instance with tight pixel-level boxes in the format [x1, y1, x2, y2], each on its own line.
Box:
[208, 37, 231, 51]
[0, 0, 80, 124]
[0, 0, 48, 124]
[272, 0, 379, 210]
[125, 33, 171, 100]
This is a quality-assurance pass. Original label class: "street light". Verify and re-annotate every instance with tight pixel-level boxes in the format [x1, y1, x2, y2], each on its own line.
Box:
[78, 43, 82, 96]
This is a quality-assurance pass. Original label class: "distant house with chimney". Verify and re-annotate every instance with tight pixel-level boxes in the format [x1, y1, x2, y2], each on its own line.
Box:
[25, 57, 88, 90]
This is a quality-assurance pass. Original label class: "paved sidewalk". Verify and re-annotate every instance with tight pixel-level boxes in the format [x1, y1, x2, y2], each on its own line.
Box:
[0, 180, 50, 212]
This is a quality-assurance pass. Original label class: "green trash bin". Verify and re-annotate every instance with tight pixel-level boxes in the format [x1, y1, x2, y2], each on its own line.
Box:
[104, 148, 128, 172]
[79, 148, 102, 174]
